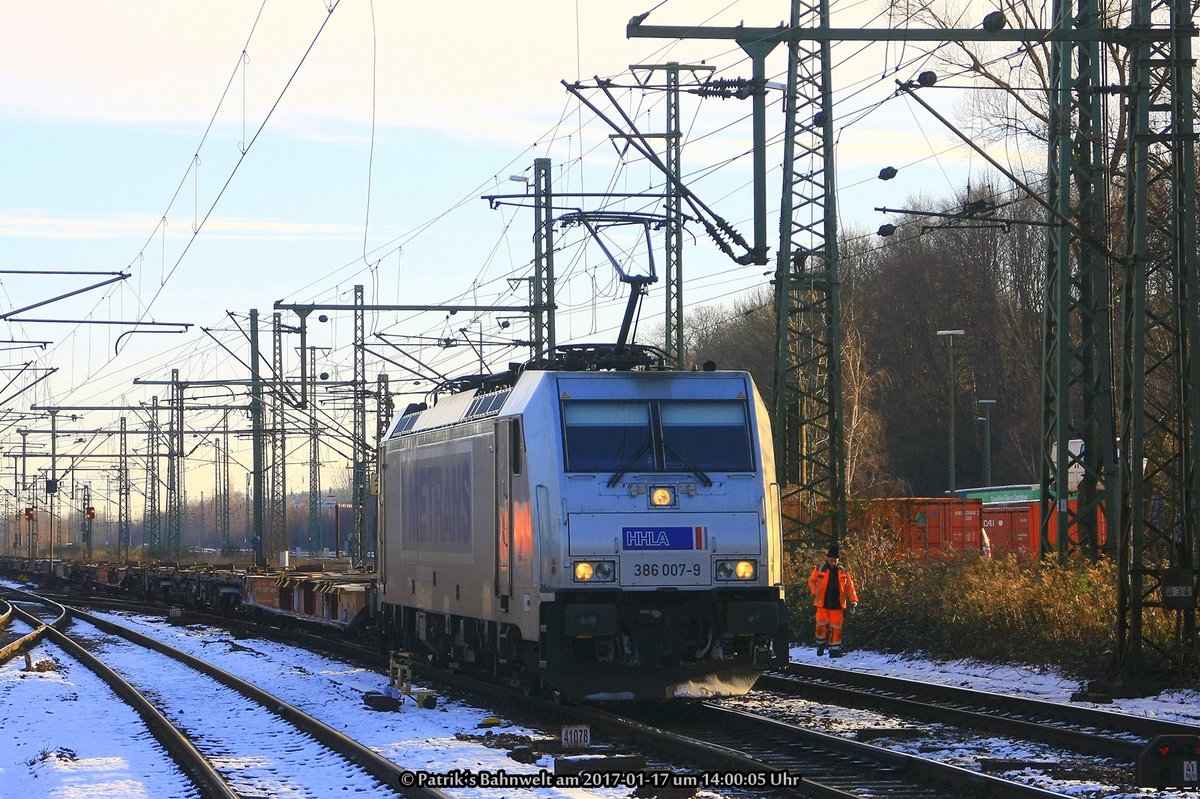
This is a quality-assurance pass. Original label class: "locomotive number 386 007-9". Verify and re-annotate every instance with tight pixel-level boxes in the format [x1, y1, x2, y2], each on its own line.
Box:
[632, 562, 702, 578]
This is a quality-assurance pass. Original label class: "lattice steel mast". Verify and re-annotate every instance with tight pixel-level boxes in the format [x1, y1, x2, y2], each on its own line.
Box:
[532, 159, 556, 359]
[118, 416, 131, 563]
[218, 411, 232, 556]
[143, 397, 161, 559]
[165, 369, 185, 559]
[664, 64, 684, 368]
[773, 0, 846, 544]
[269, 312, 287, 561]
[1041, 0, 1119, 561]
[351, 285, 367, 565]
[308, 348, 322, 555]
[250, 309, 266, 567]
[1116, 0, 1200, 678]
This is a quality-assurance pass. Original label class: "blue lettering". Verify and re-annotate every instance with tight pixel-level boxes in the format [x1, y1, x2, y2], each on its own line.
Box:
[621, 526, 700, 551]
[624, 530, 670, 548]
[401, 449, 473, 552]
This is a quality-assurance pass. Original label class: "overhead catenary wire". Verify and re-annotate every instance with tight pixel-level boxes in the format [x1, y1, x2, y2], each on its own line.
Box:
[23, 0, 1056, 400]
[5, 0, 1082, 520]
[36, 2, 343, 407]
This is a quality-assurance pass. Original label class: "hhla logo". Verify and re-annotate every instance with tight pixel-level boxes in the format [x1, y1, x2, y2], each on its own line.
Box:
[624, 530, 671, 547]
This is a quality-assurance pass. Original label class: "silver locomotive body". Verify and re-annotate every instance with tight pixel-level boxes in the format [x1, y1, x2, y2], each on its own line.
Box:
[376, 368, 788, 700]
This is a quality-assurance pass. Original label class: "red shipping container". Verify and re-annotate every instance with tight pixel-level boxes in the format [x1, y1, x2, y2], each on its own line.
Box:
[1040, 498, 1109, 556]
[981, 499, 1107, 559]
[981, 503, 1036, 559]
[847, 498, 983, 561]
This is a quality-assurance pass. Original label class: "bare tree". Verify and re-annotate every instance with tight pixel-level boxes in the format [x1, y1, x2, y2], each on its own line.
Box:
[894, 0, 1131, 176]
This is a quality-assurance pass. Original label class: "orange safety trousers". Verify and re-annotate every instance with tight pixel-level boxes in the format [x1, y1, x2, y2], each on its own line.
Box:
[814, 608, 845, 647]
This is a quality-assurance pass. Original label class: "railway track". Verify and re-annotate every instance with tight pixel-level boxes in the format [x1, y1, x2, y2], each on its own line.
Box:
[296, 632, 1069, 799]
[578, 699, 1068, 798]
[22, 587, 1198, 798]
[33, 593, 1050, 797]
[2, 588, 450, 799]
[754, 663, 1200, 760]
[0, 592, 60, 665]
[5, 592, 238, 799]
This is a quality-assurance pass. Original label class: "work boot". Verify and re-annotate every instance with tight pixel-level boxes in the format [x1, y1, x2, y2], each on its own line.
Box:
[829, 649, 843, 658]
[816, 644, 825, 656]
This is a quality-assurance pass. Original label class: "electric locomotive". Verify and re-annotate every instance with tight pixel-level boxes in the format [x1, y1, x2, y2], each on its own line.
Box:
[376, 348, 788, 700]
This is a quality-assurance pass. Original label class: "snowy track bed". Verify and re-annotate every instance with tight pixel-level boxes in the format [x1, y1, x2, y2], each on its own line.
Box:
[749, 664, 1185, 759]
[82, 608, 644, 799]
[719, 687, 1136, 796]
[0, 598, 201, 799]
[67, 616, 395, 798]
[692, 647, 1200, 799]
[8, 581, 1200, 799]
[1, 588, 450, 799]
[1, 637, 201, 799]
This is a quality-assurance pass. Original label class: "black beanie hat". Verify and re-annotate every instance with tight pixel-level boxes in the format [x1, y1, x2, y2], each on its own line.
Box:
[827, 544, 839, 558]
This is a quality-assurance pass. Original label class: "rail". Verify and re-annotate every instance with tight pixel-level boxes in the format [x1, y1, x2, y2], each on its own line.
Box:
[762, 662, 1200, 759]
[0, 591, 63, 665]
[64, 601, 451, 799]
[4, 596, 240, 799]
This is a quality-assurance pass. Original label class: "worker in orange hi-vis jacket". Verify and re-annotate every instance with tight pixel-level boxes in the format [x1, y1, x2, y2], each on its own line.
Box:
[808, 543, 859, 658]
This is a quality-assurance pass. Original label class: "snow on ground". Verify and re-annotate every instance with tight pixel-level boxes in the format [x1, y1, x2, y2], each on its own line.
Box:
[788, 644, 1200, 799]
[3, 581, 1200, 799]
[790, 645, 1200, 727]
[68, 616, 397, 797]
[81, 608, 643, 799]
[0, 619, 197, 799]
[1, 594, 643, 799]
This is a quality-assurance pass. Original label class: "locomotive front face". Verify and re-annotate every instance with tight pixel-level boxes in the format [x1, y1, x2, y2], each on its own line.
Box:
[555, 375, 772, 591]
[540, 373, 789, 700]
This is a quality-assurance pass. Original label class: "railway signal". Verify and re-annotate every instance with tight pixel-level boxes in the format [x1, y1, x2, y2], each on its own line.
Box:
[1137, 735, 1200, 788]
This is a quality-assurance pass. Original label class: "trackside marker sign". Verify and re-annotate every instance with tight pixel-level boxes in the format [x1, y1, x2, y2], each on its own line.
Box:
[622, 526, 705, 550]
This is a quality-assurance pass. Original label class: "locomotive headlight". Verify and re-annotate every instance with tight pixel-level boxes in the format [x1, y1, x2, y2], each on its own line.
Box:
[650, 486, 675, 507]
[715, 559, 757, 581]
[573, 560, 617, 583]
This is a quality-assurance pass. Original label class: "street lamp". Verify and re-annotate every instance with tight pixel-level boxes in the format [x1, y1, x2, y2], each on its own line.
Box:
[936, 329, 965, 494]
[978, 399, 997, 486]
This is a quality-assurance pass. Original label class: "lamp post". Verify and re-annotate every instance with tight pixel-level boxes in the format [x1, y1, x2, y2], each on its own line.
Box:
[936, 330, 965, 494]
[978, 399, 997, 486]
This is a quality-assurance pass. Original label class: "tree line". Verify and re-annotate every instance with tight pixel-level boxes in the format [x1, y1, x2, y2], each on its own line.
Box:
[687, 185, 1047, 498]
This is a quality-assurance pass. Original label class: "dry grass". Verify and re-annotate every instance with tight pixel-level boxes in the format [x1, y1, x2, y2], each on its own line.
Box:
[782, 535, 1184, 683]
[23, 656, 59, 673]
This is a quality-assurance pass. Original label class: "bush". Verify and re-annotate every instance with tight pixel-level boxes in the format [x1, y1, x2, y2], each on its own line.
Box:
[781, 537, 1155, 682]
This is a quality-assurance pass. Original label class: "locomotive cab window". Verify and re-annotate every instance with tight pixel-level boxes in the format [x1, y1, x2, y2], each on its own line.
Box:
[661, 401, 753, 472]
[562, 399, 754, 474]
[562, 401, 653, 471]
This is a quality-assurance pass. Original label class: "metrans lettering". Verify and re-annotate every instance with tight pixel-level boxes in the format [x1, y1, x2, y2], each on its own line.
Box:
[622, 526, 705, 550]
[402, 449, 473, 552]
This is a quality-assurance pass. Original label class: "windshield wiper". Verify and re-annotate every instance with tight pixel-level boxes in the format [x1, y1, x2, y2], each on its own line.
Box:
[662, 441, 713, 487]
[606, 439, 653, 488]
